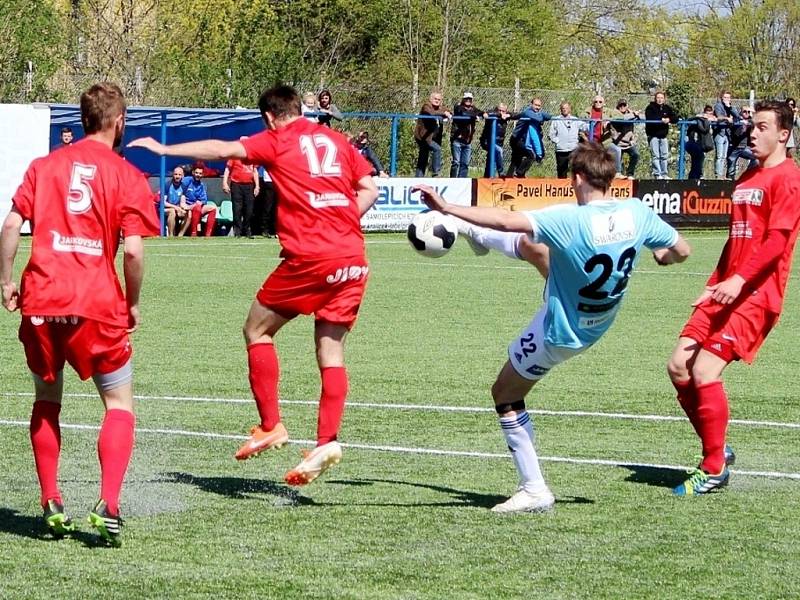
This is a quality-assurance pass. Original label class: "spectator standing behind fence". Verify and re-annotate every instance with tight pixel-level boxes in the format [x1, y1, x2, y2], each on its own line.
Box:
[414, 91, 451, 177]
[548, 102, 587, 179]
[608, 99, 641, 179]
[644, 91, 678, 179]
[786, 98, 798, 157]
[507, 97, 552, 178]
[223, 138, 260, 238]
[727, 106, 758, 180]
[449, 92, 486, 178]
[316, 89, 343, 128]
[712, 91, 737, 179]
[586, 96, 608, 143]
[353, 131, 388, 177]
[302, 92, 318, 122]
[685, 105, 716, 180]
[480, 103, 513, 178]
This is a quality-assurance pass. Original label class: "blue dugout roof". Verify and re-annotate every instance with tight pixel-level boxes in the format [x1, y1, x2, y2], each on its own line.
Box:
[48, 104, 266, 174]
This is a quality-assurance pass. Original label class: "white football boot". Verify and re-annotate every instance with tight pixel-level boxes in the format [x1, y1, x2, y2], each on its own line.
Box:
[491, 487, 555, 514]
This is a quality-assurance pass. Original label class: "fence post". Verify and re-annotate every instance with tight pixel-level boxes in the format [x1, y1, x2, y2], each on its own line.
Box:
[678, 121, 687, 180]
[488, 117, 497, 177]
[159, 111, 168, 237]
[389, 115, 400, 177]
[514, 78, 521, 112]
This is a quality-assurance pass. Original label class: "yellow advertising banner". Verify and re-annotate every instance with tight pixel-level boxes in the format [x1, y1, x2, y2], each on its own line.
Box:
[475, 178, 634, 210]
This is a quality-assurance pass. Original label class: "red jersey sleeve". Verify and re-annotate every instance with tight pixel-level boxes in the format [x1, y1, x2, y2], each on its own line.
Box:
[766, 175, 800, 231]
[11, 159, 40, 220]
[120, 170, 161, 238]
[241, 131, 276, 167]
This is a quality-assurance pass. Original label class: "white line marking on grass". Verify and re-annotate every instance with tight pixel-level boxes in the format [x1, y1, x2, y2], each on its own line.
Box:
[3, 392, 800, 429]
[0, 418, 798, 480]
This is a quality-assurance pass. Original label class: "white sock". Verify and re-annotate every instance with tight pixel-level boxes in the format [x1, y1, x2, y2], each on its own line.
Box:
[499, 411, 548, 493]
[469, 227, 523, 259]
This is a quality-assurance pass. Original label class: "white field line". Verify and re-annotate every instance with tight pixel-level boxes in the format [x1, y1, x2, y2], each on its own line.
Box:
[2, 391, 799, 430]
[0, 418, 797, 480]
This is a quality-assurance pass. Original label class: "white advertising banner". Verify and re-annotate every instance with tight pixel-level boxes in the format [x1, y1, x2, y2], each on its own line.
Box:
[361, 177, 472, 231]
[0, 104, 51, 232]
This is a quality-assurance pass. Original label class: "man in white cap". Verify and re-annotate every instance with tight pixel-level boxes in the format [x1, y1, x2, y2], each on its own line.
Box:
[450, 92, 486, 177]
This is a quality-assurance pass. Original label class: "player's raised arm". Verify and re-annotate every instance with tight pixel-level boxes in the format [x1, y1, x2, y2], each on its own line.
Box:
[412, 184, 532, 233]
[127, 137, 247, 161]
[653, 235, 691, 265]
[0, 207, 24, 311]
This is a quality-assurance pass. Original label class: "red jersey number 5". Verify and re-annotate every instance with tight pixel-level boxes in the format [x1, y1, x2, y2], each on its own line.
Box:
[299, 135, 342, 177]
[67, 163, 97, 214]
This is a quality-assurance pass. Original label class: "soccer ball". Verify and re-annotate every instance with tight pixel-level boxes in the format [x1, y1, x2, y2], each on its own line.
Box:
[407, 210, 458, 258]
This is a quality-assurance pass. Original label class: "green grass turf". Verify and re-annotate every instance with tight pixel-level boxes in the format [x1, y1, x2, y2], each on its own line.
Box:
[1, 231, 799, 599]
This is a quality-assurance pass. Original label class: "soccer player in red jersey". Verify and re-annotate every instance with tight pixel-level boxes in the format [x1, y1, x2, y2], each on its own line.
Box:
[129, 84, 379, 485]
[667, 100, 800, 496]
[0, 82, 160, 544]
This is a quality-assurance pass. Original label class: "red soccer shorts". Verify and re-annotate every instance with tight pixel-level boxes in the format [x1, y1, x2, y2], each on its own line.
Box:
[680, 301, 778, 364]
[19, 316, 132, 384]
[256, 256, 369, 329]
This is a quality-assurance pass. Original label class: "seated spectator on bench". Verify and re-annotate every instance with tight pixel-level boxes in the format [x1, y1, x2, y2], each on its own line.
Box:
[163, 166, 188, 236]
[180, 161, 217, 237]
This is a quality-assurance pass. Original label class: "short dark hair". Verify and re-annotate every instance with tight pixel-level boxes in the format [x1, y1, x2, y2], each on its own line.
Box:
[60, 126, 73, 135]
[703, 104, 714, 112]
[569, 142, 616, 191]
[258, 85, 302, 120]
[754, 100, 794, 132]
[192, 160, 205, 173]
[80, 82, 126, 135]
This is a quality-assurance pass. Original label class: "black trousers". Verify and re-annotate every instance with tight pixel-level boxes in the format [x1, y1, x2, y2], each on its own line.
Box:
[506, 136, 534, 178]
[231, 181, 255, 236]
[254, 181, 277, 236]
[555, 151, 572, 179]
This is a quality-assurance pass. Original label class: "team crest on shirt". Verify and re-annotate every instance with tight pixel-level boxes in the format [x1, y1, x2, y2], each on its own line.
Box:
[590, 209, 635, 245]
[51, 231, 103, 256]
[732, 188, 764, 206]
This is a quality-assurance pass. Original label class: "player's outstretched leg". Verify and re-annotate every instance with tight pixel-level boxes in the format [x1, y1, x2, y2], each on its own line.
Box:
[284, 441, 343, 486]
[88, 499, 123, 547]
[43, 499, 75, 538]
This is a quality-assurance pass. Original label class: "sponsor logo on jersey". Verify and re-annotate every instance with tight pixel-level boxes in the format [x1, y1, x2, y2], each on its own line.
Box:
[732, 188, 764, 206]
[51, 231, 103, 256]
[730, 220, 753, 238]
[578, 312, 615, 329]
[306, 191, 350, 208]
[590, 209, 635, 245]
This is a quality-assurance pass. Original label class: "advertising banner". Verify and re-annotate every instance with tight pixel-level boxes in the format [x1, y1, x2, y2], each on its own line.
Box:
[635, 179, 734, 227]
[361, 177, 472, 231]
[475, 177, 633, 210]
[0, 104, 51, 232]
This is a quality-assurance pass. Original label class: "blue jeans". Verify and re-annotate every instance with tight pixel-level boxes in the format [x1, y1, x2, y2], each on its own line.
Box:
[609, 144, 640, 177]
[648, 137, 669, 177]
[713, 134, 729, 179]
[450, 140, 473, 177]
[483, 144, 504, 177]
[727, 147, 758, 179]
[415, 139, 442, 177]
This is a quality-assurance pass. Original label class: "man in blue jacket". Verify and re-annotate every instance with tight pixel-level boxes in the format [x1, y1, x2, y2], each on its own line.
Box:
[507, 97, 552, 178]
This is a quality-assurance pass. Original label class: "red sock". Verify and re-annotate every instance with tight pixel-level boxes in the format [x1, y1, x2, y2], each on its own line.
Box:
[672, 378, 701, 435]
[247, 342, 281, 430]
[204, 210, 217, 237]
[30, 401, 62, 507]
[317, 366, 348, 445]
[190, 206, 201, 236]
[695, 381, 729, 474]
[97, 409, 135, 516]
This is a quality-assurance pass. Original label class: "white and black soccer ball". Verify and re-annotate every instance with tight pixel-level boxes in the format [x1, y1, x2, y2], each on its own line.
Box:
[407, 210, 458, 258]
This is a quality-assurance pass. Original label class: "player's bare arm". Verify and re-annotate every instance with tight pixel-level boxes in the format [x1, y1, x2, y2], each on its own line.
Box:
[413, 184, 532, 233]
[128, 137, 247, 161]
[123, 235, 145, 332]
[355, 175, 379, 216]
[0, 208, 24, 311]
[652, 236, 691, 265]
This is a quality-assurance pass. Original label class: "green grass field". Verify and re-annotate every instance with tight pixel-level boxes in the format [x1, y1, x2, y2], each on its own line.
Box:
[1, 231, 799, 599]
